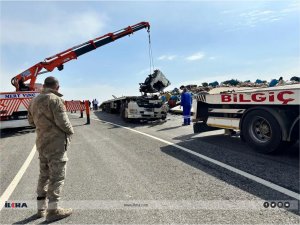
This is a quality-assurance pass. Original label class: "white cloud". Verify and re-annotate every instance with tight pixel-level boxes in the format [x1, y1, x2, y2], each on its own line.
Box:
[1, 11, 108, 48]
[237, 3, 300, 27]
[238, 10, 282, 27]
[222, 3, 300, 31]
[186, 52, 205, 61]
[280, 1, 300, 13]
[158, 55, 177, 61]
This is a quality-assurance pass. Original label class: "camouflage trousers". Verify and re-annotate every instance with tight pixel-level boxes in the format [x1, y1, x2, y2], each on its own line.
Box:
[37, 150, 68, 210]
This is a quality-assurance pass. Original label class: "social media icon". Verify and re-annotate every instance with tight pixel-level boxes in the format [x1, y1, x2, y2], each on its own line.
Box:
[284, 202, 290, 208]
[277, 202, 283, 208]
[270, 202, 276, 208]
[263, 202, 269, 208]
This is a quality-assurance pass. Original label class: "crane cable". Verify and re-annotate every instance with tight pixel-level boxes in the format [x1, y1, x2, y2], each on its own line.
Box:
[147, 29, 155, 75]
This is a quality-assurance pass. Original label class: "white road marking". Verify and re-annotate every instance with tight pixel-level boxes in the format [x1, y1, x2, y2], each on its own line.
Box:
[91, 118, 300, 200]
[0, 145, 36, 211]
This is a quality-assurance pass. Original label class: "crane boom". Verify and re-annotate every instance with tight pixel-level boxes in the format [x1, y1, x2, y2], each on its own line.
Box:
[11, 21, 150, 91]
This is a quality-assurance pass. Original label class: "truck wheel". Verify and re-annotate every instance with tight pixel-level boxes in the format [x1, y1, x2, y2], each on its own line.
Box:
[193, 122, 202, 133]
[242, 110, 282, 154]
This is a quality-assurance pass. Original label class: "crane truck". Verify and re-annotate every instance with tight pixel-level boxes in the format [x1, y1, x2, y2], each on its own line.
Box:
[192, 84, 300, 154]
[0, 22, 150, 129]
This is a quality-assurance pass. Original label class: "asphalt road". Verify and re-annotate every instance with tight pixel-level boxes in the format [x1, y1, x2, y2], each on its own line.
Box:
[0, 111, 299, 224]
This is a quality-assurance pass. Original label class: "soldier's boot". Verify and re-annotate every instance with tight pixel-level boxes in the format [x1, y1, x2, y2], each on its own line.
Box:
[36, 197, 47, 218]
[46, 208, 73, 222]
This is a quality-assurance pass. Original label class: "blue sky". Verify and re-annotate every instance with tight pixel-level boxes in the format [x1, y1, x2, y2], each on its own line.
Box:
[1, 0, 299, 102]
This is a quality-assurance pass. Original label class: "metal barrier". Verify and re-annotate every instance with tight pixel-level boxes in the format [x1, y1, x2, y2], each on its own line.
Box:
[65, 100, 90, 124]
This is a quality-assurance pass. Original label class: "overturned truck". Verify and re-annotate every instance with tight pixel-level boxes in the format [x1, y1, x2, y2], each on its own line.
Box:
[100, 70, 170, 122]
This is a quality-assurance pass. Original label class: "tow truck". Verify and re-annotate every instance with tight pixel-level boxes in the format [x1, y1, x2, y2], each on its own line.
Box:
[192, 84, 300, 153]
[0, 22, 150, 129]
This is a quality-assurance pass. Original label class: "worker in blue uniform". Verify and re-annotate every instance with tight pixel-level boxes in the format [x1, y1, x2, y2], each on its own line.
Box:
[180, 87, 193, 125]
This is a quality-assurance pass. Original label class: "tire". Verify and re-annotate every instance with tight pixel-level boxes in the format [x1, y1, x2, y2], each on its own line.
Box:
[242, 110, 282, 154]
[193, 122, 202, 133]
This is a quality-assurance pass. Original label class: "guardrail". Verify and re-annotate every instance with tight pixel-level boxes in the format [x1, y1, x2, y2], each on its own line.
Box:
[65, 100, 90, 124]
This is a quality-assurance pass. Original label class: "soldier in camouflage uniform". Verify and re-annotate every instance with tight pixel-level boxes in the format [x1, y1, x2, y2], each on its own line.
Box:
[28, 76, 74, 222]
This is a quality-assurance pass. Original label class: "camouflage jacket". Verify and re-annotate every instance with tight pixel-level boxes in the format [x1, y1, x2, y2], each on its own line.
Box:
[28, 88, 74, 160]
